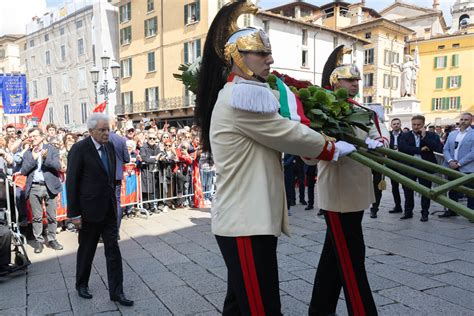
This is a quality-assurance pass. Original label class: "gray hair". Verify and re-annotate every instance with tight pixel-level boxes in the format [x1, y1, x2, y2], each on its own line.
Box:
[87, 113, 110, 130]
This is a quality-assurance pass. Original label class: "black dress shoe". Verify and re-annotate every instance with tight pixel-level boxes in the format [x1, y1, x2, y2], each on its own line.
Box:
[438, 211, 458, 218]
[420, 215, 429, 222]
[48, 240, 64, 250]
[317, 209, 324, 216]
[389, 207, 403, 214]
[111, 294, 134, 306]
[77, 286, 93, 299]
[34, 242, 44, 254]
[300, 200, 307, 205]
[400, 214, 413, 220]
[370, 210, 377, 218]
[304, 205, 314, 211]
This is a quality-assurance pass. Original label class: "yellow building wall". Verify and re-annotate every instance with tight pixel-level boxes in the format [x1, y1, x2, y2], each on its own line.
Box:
[117, 0, 209, 105]
[414, 33, 474, 124]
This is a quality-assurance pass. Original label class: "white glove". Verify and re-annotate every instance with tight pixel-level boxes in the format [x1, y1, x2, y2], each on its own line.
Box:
[365, 137, 383, 149]
[333, 141, 356, 161]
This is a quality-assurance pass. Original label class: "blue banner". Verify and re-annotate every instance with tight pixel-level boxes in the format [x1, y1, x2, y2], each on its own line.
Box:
[1, 74, 31, 116]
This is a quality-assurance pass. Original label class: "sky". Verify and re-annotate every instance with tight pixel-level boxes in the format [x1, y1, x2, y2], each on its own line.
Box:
[0, 0, 457, 36]
[259, 0, 455, 25]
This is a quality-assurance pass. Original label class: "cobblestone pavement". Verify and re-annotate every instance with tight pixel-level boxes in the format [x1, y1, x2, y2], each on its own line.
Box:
[1, 186, 473, 315]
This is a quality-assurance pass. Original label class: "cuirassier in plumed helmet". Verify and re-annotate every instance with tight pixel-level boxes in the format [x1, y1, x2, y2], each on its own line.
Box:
[321, 45, 361, 91]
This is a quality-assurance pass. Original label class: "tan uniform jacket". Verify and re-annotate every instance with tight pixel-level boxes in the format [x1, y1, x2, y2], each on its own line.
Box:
[210, 82, 327, 237]
[317, 122, 390, 213]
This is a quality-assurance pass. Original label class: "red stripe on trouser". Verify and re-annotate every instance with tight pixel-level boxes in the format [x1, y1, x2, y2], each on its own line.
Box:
[236, 237, 266, 316]
[327, 212, 365, 316]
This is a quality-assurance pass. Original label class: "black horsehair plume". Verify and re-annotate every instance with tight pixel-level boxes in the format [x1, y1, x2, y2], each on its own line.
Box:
[195, 0, 257, 152]
[321, 44, 345, 88]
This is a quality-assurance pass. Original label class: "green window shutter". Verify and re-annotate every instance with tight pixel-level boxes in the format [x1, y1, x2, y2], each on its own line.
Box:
[443, 97, 449, 110]
[443, 56, 447, 68]
[452, 54, 459, 67]
[457, 96, 461, 109]
[458, 75, 462, 87]
[435, 77, 443, 89]
[447, 76, 451, 88]
[196, 39, 201, 58]
[184, 4, 188, 24]
[129, 58, 132, 76]
[431, 98, 435, 110]
[196, 0, 200, 21]
[184, 42, 189, 63]
[434, 57, 437, 68]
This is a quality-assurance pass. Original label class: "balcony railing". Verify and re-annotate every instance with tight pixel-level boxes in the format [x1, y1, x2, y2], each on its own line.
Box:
[115, 95, 195, 115]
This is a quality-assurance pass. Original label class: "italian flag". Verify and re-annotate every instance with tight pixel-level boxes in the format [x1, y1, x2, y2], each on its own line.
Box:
[276, 78, 310, 126]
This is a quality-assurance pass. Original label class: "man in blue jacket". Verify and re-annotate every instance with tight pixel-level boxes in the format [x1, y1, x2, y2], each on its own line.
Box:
[440, 112, 473, 217]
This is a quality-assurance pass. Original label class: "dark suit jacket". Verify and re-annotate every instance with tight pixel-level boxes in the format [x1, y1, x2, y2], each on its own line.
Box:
[66, 137, 117, 223]
[398, 131, 443, 168]
[389, 131, 402, 150]
[109, 132, 130, 181]
[21, 143, 62, 198]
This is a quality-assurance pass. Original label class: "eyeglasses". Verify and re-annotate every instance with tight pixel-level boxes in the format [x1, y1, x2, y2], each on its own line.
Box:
[163, 136, 169, 138]
[149, 137, 157, 140]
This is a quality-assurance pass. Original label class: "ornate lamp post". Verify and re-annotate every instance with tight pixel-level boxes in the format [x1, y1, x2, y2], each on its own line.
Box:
[90, 53, 120, 107]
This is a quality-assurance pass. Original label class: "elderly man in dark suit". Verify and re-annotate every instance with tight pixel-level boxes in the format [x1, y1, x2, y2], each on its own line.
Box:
[67, 113, 133, 306]
[21, 127, 62, 254]
[398, 115, 443, 222]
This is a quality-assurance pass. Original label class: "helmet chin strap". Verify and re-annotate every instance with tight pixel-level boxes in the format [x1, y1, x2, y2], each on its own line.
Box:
[252, 74, 266, 83]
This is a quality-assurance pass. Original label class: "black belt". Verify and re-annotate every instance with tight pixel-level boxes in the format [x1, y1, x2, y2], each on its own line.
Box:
[33, 181, 45, 185]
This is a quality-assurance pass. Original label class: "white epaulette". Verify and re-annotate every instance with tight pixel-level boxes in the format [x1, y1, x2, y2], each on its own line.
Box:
[231, 78, 280, 114]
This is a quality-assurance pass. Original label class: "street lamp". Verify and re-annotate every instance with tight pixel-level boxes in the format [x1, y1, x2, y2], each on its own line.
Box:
[90, 52, 120, 107]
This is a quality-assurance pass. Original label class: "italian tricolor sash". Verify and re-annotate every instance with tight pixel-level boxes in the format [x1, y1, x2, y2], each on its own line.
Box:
[275, 78, 310, 126]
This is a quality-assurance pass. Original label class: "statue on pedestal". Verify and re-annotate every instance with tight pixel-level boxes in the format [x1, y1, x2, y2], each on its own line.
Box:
[392, 49, 419, 97]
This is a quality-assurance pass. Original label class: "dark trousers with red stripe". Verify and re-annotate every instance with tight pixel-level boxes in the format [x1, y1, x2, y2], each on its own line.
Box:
[216, 235, 282, 316]
[309, 210, 377, 316]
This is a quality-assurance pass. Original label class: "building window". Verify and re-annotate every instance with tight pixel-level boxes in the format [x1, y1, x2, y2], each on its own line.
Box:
[32, 80, 38, 98]
[263, 20, 270, 34]
[45, 50, 51, 65]
[184, 1, 200, 25]
[121, 91, 133, 106]
[60, 27, 65, 35]
[301, 50, 308, 67]
[302, 29, 308, 46]
[364, 48, 374, 64]
[120, 58, 132, 78]
[435, 77, 443, 89]
[61, 45, 66, 61]
[144, 17, 157, 37]
[120, 2, 132, 23]
[49, 107, 54, 123]
[47, 77, 52, 95]
[363, 73, 374, 87]
[383, 74, 390, 89]
[391, 76, 398, 90]
[145, 87, 159, 109]
[120, 26, 132, 45]
[44, 33, 49, 42]
[0, 49, 4, 59]
[78, 38, 84, 55]
[452, 54, 459, 67]
[62, 73, 69, 93]
[184, 39, 201, 63]
[447, 75, 461, 89]
[363, 96, 373, 104]
[438, 45, 445, 50]
[243, 14, 251, 27]
[452, 43, 460, 48]
[434, 56, 447, 69]
[30, 39, 35, 47]
[333, 37, 338, 49]
[76, 20, 83, 29]
[450, 97, 460, 109]
[147, 52, 155, 72]
[384, 50, 399, 66]
[382, 96, 391, 107]
[81, 102, 88, 124]
[64, 104, 70, 124]
[78, 67, 86, 89]
[31, 55, 36, 66]
[147, 0, 154, 12]
[365, 32, 371, 39]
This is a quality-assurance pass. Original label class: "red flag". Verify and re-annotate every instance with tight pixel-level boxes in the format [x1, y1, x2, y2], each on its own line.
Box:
[30, 98, 49, 122]
[93, 102, 106, 113]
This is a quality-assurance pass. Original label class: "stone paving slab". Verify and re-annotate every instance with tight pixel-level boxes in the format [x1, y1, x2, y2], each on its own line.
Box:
[1, 185, 473, 315]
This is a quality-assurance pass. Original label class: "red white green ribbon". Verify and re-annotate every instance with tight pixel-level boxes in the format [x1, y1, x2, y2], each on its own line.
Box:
[275, 78, 310, 126]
